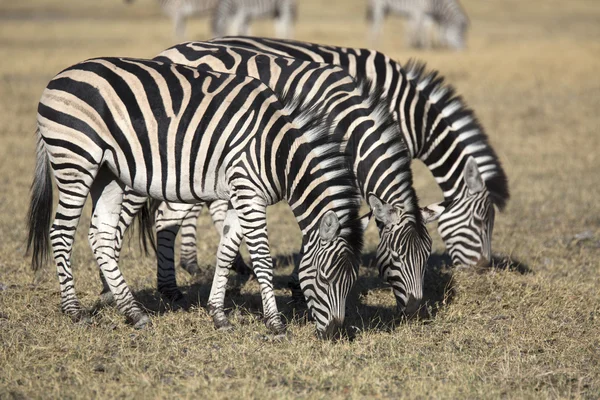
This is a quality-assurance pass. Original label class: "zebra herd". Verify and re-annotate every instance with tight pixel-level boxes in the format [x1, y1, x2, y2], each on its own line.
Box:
[126, 0, 469, 50]
[27, 36, 508, 339]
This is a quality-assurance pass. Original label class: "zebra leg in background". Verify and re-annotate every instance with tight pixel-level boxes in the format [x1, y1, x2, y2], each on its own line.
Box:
[367, 0, 385, 47]
[89, 170, 150, 329]
[208, 200, 253, 282]
[274, 1, 295, 39]
[178, 204, 205, 275]
[96, 188, 149, 305]
[173, 11, 187, 39]
[155, 202, 200, 302]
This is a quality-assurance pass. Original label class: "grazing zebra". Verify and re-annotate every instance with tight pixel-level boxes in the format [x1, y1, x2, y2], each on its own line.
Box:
[211, 0, 297, 39]
[124, 0, 219, 38]
[366, 0, 469, 50]
[27, 57, 365, 337]
[99, 42, 444, 317]
[150, 42, 444, 313]
[211, 36, 509, 268]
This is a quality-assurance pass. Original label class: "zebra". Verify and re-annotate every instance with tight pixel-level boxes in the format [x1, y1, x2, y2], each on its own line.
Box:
[211, 0, 297, 39]
[366, 0, 469, 50]
[148, 42, 445, 313]
[97, 42, 445, 317]
[26, 57, 365, 338]
[210, 36, 510, 268]
[124, 0, 219, 39]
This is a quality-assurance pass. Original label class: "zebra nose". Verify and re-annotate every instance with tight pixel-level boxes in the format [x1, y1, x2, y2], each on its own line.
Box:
[317, 318, 343, 340]
[475, 254, 491, 269]
[402, 294, 421, 317]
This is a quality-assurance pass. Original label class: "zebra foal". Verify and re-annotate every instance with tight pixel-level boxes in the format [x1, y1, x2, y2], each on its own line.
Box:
[27, 57, 364, 337]
[125, 0, 219, 38]
[212, 0, 297, 39]
[211, 36, 509, 268]
[367, 0, 469, 50]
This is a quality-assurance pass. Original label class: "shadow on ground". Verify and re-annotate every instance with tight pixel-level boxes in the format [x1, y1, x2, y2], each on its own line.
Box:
[98, 250, 530, 335]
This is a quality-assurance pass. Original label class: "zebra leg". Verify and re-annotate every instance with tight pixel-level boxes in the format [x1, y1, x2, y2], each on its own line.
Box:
[206, 207, 244, 331]
[232, 198, 286, 336]
[155, 202, 199, 302]
[367, 0, 385, 47]
[89, 172, 150, 329]
[178, 203, 204, 276]
[209, 200, 253, 285]
[173, 12, 187, 39]
[97, 188, 148, 305]
[274, 2, 293, 39]
[51, 187, 92, 322]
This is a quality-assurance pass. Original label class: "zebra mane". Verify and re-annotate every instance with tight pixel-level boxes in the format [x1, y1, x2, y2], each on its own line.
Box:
[279, 87, 364, 255]
[403, 59, 510, 210]
[355, 75, 426, 231]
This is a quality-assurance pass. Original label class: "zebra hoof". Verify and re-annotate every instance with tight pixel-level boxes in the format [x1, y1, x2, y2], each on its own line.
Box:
[214, 318, 234, 331]
[132, 314, 151, 330]
[99, 290, 115, 305]
[270, 331, 291, 342]
[65, 307, 91, 324]
[180, 261, 201, 276]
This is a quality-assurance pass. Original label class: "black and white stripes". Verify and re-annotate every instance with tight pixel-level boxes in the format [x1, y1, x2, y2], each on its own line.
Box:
[27, 57, 364, 337]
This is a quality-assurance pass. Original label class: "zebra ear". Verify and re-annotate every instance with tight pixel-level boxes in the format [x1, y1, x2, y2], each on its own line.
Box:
[421, 202, 446, 224]
[368, 194, 399, 226]
[464, 156, 485, 194]
[319, 210, 340, 242]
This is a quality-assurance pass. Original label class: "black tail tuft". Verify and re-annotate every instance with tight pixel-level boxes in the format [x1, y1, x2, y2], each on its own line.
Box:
[26, 132, 53, 271]
[136, 200, 157, 255]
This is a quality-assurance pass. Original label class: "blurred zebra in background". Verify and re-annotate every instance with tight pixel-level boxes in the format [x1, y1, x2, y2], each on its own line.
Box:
[212, 0, 297, 38]
[367, 0, 469, 50]
[124, 0, 218, 38]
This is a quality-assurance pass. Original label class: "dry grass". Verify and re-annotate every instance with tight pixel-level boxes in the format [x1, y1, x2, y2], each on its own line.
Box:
[1, 0, 599, 398]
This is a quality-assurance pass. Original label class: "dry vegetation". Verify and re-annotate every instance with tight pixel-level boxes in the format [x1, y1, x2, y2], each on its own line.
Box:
[1, 0, 599, 398]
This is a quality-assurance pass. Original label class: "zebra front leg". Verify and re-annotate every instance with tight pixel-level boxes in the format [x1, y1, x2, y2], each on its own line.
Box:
[173, 12, 187, 39]
[209, 200, 254, 287]
[233, 199, 286, 336]
[155, 202, 199, 302]
[96, 187, 148, 305]
[367, 0, 385, 47]
[206, 207, 244, 331]
[178, 203, 204, 276]
[89, 174, 150, 329]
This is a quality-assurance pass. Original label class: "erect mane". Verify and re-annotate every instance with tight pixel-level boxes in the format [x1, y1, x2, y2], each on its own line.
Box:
[403, 59, 510, 210]
[279, 86, 364, 255]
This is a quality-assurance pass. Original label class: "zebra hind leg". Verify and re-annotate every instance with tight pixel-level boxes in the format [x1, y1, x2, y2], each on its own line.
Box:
[155, 201, 199, 304]
[96, 187, 148, 306]
[178, 203, 204, 276]
[88, 172, 150, 329]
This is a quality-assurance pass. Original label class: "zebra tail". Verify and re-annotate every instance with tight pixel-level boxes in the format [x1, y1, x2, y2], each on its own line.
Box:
[136, 200, 157, 256]
[26, 130, 53, 271]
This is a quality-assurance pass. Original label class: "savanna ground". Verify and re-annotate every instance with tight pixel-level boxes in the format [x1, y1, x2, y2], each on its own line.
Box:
[1, 0, 599, 398]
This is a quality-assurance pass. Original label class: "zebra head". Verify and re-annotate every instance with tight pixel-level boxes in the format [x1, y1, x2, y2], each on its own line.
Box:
[437, 156, 495, 268]
[298, 210, 362, 339]
[369, 195, 444, 316]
